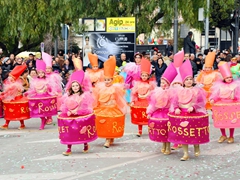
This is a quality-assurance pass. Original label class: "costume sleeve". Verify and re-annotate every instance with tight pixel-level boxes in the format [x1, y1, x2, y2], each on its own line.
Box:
[214, 71, 223, 81]
[125, 74, 132, 89]
[209, 81, 221, 102]
[233, 80, 240, 100]
[149, 80, 157, 90]
[193, 88, 207, 114]
[77, 91, 94, 115]
[60, 93, 69, 114]
[92, 82, 105, 108]
[99, 69, 104, 82]
[82, 73, 92, 92]
[25, 78, 37, 97]
[114, 83, 127, 114]
[146, 91, 157, 115]
[0, 80, 23, 101]
[46, 83, 55, 96]
[168, 87, 182, 113]
[48, 73, 63, 95]
[124, 62, 140, 89]
[131, 81, 139, 102]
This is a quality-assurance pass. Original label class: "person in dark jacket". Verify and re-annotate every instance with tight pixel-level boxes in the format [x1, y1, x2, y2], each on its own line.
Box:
[52, 63, 61, 73]
[195, 58, 203, 71]
[166, 42, 173, 55]
[63, 59, 74, 73]
[2, 57, 12, 77]
[191, 41, 196, 54]
[152, 58, 167, 86]
[189, 54, 198, 76]
[116, 53, 130, 67]
[184, 31, 195, 54]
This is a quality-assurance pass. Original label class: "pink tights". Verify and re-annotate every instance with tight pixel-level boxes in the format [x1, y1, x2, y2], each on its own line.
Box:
[39, 117, 47, 130]
[220, 128, 234, 138]
[67, 143, 88, 151]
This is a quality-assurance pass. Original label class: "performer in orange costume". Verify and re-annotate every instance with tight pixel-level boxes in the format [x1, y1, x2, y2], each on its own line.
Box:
[196, 52, 221, 110]
[113, 67, 124, 84]
[85, 53, 104, 87]
[93, 56, 127, 148]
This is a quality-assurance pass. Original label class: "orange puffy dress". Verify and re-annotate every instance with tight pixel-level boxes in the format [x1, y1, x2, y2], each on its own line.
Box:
[93, 82, 127, 138]
[196, 70, 221, 109]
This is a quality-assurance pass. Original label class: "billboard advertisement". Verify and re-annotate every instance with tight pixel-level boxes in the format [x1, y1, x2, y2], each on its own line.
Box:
[106, 17, 136, 33]
[83, 33, 135, 66]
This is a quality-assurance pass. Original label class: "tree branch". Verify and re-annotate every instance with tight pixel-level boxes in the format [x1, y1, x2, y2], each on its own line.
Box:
[20, 41, 41, 52]
[150, 12, 164, 25]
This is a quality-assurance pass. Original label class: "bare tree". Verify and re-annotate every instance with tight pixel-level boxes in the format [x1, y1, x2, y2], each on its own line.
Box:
[43, 33, 76, 55]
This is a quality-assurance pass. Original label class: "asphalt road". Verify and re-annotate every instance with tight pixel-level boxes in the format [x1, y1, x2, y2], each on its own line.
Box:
[0, 110, 240, 180]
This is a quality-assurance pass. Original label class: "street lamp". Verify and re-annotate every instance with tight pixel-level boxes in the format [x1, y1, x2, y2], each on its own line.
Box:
[234, 0, 239, 54]
[173, 0, 178, 54]
[205, 0, 210, 50]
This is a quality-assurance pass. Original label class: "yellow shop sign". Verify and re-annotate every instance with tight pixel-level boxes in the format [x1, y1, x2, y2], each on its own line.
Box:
[106, 17, 136, 32]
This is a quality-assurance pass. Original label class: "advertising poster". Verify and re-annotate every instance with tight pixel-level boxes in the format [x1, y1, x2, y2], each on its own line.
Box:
[95, 19, 106, 32]
[83, 33, 135, 66]
[106, 17, 136, 33]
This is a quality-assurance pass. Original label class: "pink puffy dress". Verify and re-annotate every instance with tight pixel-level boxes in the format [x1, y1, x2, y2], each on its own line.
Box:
[147, 87, 173, 142]
[168, 86, 209, 145]
[210, 80, 240, 103]
[46, 72, 63, 110]
[25, 77, 57, 118]
[210, 80, 240, 128]
[124, 63, 141, 89]
[58, 92, 97, 145]
[26, 78, 54, 98]
[60, 92, 94, 117]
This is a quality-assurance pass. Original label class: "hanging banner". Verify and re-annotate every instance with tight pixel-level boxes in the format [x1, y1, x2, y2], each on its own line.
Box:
[83, 33, 135, 66]
[106, 17, 136, 33]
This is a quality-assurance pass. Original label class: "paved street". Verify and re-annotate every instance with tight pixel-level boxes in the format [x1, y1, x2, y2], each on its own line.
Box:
[0, 110, 240, 180]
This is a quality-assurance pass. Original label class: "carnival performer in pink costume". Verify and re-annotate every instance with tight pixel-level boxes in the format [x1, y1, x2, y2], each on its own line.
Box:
[147, 63, 177, 155]
[210, 62, 240, 144]
[42, 52, 62, 125]
[168, 60, 209, 161]
[25, 60, 57, 130]
[130, 58, 155, 136]
[124, 52, 142, 90]
[59, 69, 96, 156]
